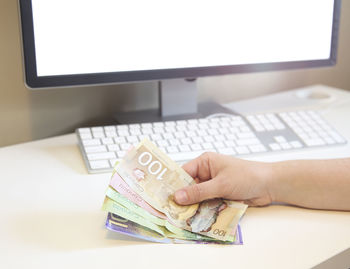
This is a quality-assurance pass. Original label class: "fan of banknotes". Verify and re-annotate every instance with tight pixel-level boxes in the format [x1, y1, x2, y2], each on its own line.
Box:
[102, 139, 248, 244]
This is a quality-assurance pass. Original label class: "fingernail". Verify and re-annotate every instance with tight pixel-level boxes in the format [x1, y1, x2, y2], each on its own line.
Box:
[175, 190, 188, 204]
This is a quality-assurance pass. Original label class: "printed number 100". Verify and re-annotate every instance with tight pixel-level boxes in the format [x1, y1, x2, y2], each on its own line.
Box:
[138, 152, 167, 180]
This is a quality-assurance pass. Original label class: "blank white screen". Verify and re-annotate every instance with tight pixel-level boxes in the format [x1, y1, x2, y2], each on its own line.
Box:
[31, 0, 334, 77]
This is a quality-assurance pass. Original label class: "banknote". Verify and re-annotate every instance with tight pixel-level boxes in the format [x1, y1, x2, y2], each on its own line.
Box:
[115, 139, 248, 241]
[109, 171, 239, 240]
[104, 186, 234, 242]
[102, 197, 167, 236]
[110, 171, 166, 220]
[106, 213, 243, 245]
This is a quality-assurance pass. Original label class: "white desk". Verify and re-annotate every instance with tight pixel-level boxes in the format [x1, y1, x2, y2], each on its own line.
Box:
[1, 85, 350, 269]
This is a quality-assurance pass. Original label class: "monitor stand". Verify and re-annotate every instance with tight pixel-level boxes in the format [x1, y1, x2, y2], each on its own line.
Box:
[114, 78, 235, 124]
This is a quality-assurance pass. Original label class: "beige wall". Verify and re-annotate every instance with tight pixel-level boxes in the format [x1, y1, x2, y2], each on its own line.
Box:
[0, 0, 349, 147]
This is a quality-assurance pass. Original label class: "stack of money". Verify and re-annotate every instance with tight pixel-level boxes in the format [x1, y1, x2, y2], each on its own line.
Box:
[102, 139, 248, 244]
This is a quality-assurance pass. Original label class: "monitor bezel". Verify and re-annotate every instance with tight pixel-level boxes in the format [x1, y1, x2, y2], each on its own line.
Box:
[19, 0, 341, 89]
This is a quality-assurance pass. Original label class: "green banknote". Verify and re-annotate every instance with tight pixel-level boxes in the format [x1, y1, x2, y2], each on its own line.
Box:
[104, 186, 234, 242]
[115, 139, 247, 241]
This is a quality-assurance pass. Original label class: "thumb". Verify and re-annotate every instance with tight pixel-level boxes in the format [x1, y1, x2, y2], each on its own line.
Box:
[174, 179, 222, 205]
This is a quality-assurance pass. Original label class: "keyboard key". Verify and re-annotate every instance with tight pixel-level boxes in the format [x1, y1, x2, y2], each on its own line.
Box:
[179, 145, 191, 152]
[249, 145, 267, 153]
[117, 151, 126, 158]
[192, 137, 204, 144]
[204, 136, 215, 143]
[290, 141, 303, 148]
[191, 144, 202, 151]
[118, 130, 129, 136]
[91, 127, 103, 132]
[156, 140, 169, 147]
[87, 152, 116, 161]
[274, 136, 287, 143]
[85, 145, 107, 153]
[207, 129, 219, 136]
[163, 133, 174, 139]
[114, 137, 126, 144]
[105, 131, 117, 137]
[142, 128, 153, 135]
[197, 130, 208, 136]
[120, 143, 132, 150]
[167, 146, 179, 153]
[214, 135, 226, 141]
[202, 142, 214, 150]
[93, 132, 105, 139]
[138, 135, 150, 141]
[109, 159, 118, 167]
[101, 138, 114, 145]
[150, 134, 162, 141]
[225, 134, 236, 140]
[235, 146, 250, 154]
[154, 127, 164, 134]
[303, 139, 326, 146]
[89, 160, 110, 169]
[185, 131, 196, 137]
[218, 148, 236, 155]
[224, 140, 235, 147]
[236, 132, 256, 139]
[82, 139, 101, 146]
[130, 129, 141, 136]
[169, 139, 180, 146]
[127, 136, 139, 143]
[280, 142, 292, 150]
[107, 144, 120, 152]
[168, 151, 206, 162]
[253, 124, 265, 132]
[80, 133, 92, 140]
[165, 126, 176, 132]
[213, 141, 225, 149]
[177, 125, 187, 131]
[236, 138, 260, 146]
[269, 143, 281, 151]
[181, 138, 192, 145]
[174, 131, 185, 139]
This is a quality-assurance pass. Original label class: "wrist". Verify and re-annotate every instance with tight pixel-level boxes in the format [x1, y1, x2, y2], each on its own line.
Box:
[263, 162, 282, 203]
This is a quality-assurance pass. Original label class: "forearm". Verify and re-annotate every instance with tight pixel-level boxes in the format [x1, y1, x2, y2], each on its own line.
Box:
[267, 158, 350, 211]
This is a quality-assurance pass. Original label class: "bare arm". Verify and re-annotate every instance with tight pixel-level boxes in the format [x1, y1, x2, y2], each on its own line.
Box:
[268, 158, 350, 211]
[174, 153, 350, 211]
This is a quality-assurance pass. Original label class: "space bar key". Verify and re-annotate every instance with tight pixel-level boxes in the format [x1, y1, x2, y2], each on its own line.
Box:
[168, 150, 207, 162]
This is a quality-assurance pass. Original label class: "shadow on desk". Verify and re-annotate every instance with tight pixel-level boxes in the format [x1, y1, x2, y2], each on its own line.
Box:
[9, 211, 149, 251]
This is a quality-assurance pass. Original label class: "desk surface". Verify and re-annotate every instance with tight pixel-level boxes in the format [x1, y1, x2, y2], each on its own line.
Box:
[1, 85, 350, 269]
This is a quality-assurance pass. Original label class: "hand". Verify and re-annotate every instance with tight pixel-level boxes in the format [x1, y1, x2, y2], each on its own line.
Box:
[174, 152, 274, 206]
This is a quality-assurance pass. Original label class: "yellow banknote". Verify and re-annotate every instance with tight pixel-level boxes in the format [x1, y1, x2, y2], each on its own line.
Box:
[115, 139, 247, 241]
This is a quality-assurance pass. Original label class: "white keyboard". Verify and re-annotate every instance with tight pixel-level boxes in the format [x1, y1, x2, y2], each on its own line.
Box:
[76, 110, 347, 173]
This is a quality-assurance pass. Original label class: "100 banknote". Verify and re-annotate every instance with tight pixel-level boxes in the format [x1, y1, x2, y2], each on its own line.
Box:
[115, 139, 247, 241]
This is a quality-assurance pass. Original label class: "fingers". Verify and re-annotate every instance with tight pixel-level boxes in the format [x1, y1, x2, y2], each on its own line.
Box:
[174, 178, 222, 205]
[182, 152, 216, 182]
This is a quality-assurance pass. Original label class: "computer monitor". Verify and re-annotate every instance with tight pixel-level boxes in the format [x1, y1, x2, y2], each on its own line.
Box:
[19, 0, 341, 122]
